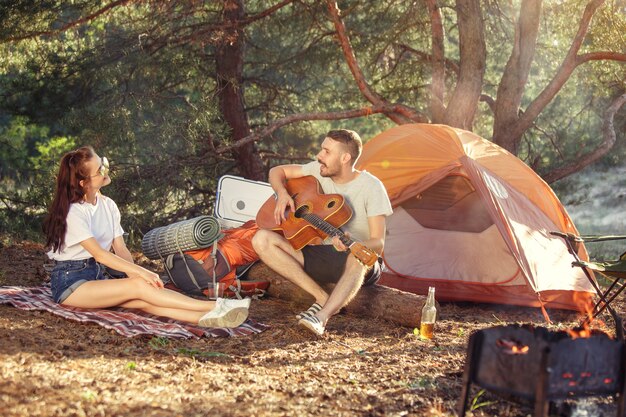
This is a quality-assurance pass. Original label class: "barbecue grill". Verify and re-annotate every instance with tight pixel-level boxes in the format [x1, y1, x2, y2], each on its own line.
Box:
[458, 324, 625, 417]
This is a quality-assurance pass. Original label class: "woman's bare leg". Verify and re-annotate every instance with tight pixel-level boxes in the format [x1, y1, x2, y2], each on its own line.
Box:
[119, 299, 205, 323]
[62, 277, 250, 327]
[63, 277, 215, 312]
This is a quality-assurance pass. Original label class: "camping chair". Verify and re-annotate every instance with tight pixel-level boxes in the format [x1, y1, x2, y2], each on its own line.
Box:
[551, 232, 626, 341]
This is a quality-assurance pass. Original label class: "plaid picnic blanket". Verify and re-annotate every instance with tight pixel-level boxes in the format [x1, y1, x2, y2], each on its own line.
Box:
[0, 285, 268, 339]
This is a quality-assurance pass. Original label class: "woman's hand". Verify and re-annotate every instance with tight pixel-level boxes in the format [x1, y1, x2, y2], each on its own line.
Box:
[131, 267, 164, 289]
[80, 237, 164, 288]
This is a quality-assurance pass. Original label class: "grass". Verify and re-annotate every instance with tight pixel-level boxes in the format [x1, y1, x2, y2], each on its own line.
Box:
[469, 389, 496, 412]
[554, 164, 626, 261]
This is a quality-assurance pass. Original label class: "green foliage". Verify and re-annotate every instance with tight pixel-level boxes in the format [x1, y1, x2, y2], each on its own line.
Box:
[0, 210, 43, 243]
[0, 0, 624, 241]
[148, 336, 170, 350]
[0, 117, 50, 181]
[469, 389, 496, 412]
[80, 389, 97, 402]
[176, 347, 230, 359]
[0, 115, 76, 242]
[407, 376, 437, 391]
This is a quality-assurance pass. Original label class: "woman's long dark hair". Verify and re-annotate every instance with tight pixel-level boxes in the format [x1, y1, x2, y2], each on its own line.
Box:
[43, 146, 95, 252]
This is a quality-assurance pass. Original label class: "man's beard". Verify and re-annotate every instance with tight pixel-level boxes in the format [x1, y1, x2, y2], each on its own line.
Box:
[318, 161, 337, 178]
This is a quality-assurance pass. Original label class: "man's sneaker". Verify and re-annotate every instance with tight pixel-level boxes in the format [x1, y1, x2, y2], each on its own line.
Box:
[296, 302, 322, 320]
[198, 297, 249, 328]
[298, 315, 325, 336]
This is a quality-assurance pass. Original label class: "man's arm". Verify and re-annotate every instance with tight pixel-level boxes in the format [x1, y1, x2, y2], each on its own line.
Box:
[331, 215, 386, 254]
[268, 164, 304, 225]
[363, 215, 386, 254]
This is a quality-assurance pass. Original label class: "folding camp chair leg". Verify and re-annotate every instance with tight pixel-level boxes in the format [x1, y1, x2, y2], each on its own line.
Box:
[592, 278, 625, 319]
[612, 309, 624, 342]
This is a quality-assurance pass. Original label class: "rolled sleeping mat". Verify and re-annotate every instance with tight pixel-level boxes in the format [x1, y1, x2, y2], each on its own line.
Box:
[141, 215, 223, 260]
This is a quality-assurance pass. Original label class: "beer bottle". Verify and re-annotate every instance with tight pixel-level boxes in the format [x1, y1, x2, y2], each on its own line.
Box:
[419, 287, 437, 340]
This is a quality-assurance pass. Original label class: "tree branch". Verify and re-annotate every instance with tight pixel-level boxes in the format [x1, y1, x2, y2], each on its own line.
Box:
[576, 51, 626, 64]
[542, 93, 626, 183]
[511, 0, 606, 139]
[215, 105, 391, 154]
[240, 0, 295, 27]
[479, 94, 496, 112]
[395, 44, 460, 74]
[324, 3, 383, 105]
[325, 0, 427, 124]
[3, 0, 134, 43]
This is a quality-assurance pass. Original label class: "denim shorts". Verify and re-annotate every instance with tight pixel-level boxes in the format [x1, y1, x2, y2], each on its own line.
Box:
[50, 258, 106, 304]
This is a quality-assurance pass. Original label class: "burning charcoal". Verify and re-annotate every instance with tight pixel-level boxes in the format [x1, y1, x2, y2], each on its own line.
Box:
[495, 338, 529, 355]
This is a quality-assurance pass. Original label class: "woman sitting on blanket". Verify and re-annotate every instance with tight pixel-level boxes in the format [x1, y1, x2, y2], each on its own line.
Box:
[43, 146, 250, 328]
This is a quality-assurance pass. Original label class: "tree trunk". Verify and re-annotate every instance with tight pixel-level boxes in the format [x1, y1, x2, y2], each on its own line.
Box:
[502, 0, 609, 155]
[248, 262, 429, 328]
[426, 0, 445, 123]
[492, 0, 542, 153]
[215, 0, 265, 180]
[443, 0, 486, 130]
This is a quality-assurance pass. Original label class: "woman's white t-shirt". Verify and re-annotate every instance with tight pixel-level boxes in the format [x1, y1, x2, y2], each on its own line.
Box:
[47, 194, 124, 261]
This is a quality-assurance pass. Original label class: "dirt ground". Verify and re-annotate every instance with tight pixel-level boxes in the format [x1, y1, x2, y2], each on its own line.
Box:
[0, 237, 624, 417]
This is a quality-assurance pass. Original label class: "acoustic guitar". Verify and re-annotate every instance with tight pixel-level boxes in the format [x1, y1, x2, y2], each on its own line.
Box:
[255, 175, 379, 267]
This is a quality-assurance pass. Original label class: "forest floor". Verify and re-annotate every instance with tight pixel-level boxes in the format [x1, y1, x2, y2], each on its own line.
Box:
[1, 236, 624, 417]
[2, 161, 625, 417]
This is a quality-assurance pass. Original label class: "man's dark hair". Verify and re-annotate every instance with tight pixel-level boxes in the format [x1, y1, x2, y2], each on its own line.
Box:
[326, 129, 362, 163]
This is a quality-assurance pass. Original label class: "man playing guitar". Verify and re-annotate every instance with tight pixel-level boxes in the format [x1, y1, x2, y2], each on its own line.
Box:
[252, 129, 392, 336]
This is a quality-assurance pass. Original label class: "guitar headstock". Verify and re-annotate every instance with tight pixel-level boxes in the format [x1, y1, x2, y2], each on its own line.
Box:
[349, 243, 378, 267]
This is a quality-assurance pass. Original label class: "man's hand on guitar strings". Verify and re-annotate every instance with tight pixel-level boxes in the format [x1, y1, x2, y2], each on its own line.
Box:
[331, 234, 348, 252]
[274, 190, 296, 225]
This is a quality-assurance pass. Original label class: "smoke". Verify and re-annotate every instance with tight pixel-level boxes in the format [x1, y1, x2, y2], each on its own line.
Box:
[555, 398, 616, 417]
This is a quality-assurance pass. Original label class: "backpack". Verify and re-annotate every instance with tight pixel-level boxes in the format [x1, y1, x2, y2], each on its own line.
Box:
[163, 220, 268, 298]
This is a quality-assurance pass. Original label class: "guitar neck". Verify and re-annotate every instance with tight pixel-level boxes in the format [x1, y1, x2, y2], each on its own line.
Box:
[302, 213, 354, 247]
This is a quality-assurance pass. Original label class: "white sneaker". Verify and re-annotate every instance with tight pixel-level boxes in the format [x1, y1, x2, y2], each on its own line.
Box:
[221, 297, 251, 310]
[198, 298, 249, 328]
[298, 315, 325, 336]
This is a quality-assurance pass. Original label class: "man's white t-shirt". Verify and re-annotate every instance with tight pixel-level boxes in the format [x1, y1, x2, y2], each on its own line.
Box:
[47, 194, 124, 261]
[301, 161, 393, 243]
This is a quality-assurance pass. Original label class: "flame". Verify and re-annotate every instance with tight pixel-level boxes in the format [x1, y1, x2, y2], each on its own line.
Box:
[568, 291, 597, 338]
[511, 345, 529, 354]
[573, 291, 595, 323]
[496, 338, 529, 355]
[566, 327, 591, 339]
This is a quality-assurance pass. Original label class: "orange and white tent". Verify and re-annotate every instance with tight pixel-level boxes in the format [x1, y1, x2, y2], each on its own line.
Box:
[357, 124, 594, 310]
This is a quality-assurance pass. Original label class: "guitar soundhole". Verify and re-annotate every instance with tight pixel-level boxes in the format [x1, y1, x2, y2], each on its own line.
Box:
[326, 198, 341, 210]
[294, 205, 311, 219]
